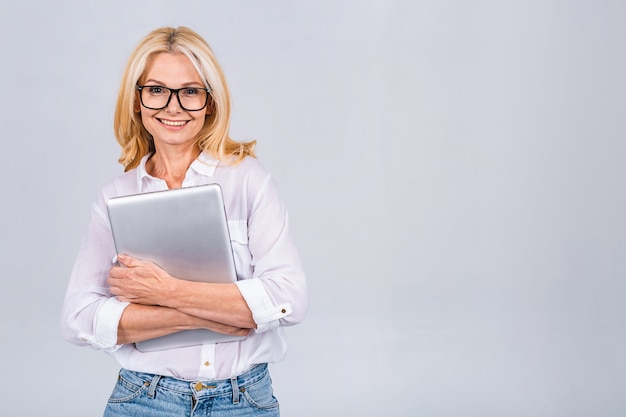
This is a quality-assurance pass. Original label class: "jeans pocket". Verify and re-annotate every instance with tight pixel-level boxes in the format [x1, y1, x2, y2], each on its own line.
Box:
[107, 373, 149, 404]
[241, 373, 279, 410]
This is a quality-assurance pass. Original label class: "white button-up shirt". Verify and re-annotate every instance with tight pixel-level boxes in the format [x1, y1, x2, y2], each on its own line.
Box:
[61, 152, 308, 381]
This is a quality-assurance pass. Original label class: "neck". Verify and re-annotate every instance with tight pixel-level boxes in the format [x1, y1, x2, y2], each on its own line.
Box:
[146, 143, 200, 189]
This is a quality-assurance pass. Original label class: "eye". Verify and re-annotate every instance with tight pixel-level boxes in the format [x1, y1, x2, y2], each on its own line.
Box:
[147, 86, 166, 95]
[182, 88, 200, 96]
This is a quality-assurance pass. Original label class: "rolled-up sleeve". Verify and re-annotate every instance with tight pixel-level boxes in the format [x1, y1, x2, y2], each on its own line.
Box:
[60, 197, 129, 351]
[235, 171, 308, 333]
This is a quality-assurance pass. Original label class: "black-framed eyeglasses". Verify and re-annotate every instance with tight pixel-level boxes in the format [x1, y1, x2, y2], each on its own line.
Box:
[136, 85, 211, 112]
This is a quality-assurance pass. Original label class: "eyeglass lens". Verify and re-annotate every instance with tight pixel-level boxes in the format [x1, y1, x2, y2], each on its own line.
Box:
[140, 86, 208, 111]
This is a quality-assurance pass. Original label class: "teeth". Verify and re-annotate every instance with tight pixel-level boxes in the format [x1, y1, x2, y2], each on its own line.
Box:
[160, 119, 187, 126]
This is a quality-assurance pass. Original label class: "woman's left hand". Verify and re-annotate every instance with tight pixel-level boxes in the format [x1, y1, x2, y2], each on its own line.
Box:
[108, 254, 175, 306]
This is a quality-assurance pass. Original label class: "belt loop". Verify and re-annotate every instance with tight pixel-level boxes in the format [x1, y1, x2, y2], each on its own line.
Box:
[147, 374, 161, 399]
[230, 377, 240, 404]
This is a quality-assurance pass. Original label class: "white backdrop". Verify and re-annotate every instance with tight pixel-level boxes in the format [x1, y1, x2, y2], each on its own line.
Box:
[1, 1, 625, 415]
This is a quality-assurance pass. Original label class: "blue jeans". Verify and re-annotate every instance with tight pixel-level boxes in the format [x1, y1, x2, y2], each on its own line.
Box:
[103, 364, 280, 417]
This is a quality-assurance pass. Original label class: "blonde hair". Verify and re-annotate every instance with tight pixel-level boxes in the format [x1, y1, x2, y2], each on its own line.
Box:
[114, 26, 255, 171]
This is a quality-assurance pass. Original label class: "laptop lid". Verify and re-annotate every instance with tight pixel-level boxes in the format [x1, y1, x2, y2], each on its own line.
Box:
[106, 183, 246, 351]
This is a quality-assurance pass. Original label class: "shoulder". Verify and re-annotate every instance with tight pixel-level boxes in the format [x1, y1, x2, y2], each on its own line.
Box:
[85, 168, 139, 223]
[99, 168, 140, 200]
[228, 156, 269, 177]
[214, 156, 276, 210]
[218, 156, 271, 187]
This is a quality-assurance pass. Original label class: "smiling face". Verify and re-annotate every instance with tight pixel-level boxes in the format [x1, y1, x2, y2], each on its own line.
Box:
[138, 53, 210, 151]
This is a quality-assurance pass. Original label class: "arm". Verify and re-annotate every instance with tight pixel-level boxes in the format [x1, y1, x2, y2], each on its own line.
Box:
[116, 303, 250, 345]
[61, 194, 251, 350]
[108, 254, 256, 332]
[108, 167, 308, 334]
[229, 168, 308, 331]
[61, 196, 127, 351]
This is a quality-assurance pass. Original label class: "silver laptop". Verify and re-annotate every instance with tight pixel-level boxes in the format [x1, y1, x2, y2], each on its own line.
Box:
[106, 183, 246, 352]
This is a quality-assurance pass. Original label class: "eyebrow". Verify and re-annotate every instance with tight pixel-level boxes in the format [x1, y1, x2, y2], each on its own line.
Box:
[143, 79, 205, 88]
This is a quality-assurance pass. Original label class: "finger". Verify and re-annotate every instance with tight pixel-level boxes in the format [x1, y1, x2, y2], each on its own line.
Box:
[107, 275, 116, 286]
[107, 277, 129, 295]
[107, 278, 121, 293]
[108, 266, 127, 279]
[116, 253, 142, 268]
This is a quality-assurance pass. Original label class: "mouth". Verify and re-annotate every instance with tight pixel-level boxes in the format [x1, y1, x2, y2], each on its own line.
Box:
[158, 118, 189, 127]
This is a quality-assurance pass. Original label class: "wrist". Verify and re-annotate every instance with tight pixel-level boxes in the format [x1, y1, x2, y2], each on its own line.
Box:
[160, 274, 183, 308]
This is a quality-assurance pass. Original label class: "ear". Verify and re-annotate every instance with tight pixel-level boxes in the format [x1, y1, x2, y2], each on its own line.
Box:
[133, 99, 141, 113]
[205, 97, 214, 117]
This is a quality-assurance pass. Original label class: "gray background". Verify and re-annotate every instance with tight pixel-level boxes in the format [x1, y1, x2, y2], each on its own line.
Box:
[1, 0, 625, 415]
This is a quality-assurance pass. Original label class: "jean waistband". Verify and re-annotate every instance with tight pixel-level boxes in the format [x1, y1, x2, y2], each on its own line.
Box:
[118, 363, 268, 400]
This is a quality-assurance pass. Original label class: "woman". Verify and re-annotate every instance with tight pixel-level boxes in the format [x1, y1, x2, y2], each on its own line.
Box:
[61, 26, 308, 416]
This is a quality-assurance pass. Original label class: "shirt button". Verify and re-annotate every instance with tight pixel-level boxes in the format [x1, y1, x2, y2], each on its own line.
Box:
[204, 361, 210, 367]
[281, 308, 286, 314]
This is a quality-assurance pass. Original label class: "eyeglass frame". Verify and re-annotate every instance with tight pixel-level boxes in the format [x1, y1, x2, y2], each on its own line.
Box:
[136, 85, 212, 112]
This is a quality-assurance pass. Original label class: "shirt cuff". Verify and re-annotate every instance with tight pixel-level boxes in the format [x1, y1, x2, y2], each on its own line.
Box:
[235, 279, 291, 333]
[92, 297, 130, 351]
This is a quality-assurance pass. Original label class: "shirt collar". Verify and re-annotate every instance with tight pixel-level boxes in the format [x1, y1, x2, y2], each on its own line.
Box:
[190, 151, 220, 177]
[136, 151, 220, 190]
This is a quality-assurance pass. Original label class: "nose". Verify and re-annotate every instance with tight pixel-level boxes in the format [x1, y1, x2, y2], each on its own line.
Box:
[165, 91, 183, 113]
